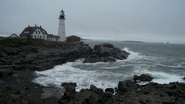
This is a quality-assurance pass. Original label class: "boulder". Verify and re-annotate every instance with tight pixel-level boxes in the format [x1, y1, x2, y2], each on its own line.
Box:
[0, 69, 13, 79]
[83, 54, 100, 63]
[0, 86, 32, 104]
[84, 43, 129, 63]
[118, 80, 138, 93]
[59, 85, 111, 104]
[90, 85, 104, 94]
[62, 82, 77, 89]
[64, 42, 91, 62]
[105, 88, 114, 94]
[58, 80, 185, 104]
[61, 82, 77, 100]
[134, 74, 153, 81]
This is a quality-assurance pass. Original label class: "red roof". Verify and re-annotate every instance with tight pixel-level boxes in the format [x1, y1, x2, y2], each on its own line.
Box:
[47, 34, 60, 38]
[47, 34, 54, 37]
[20, 26, 48, 36]
[54, 36, 60, 38]
[67, 35, 80, 38]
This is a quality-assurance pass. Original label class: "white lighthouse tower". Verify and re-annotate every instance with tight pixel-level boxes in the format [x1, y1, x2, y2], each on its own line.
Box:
[58, 9, 66, 42]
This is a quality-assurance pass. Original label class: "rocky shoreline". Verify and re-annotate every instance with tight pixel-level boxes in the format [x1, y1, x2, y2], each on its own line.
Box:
[59, 77, 185, 104]
[0, 38, 185, 104]
[0, 71, 60, 104]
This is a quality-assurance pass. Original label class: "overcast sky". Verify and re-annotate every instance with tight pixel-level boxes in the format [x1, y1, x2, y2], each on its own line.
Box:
[0, 0, 185, 43]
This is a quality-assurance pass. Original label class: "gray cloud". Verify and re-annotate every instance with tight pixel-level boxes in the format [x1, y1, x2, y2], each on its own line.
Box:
[0, 0, 185, 43]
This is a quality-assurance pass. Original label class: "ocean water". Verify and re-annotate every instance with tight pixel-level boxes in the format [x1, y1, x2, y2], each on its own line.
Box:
[33, 40, 185, 91]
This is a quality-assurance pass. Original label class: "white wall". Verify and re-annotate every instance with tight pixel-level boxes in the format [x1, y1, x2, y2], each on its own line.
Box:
[31, 28, 47, 40]
[58, 19, 66, 41]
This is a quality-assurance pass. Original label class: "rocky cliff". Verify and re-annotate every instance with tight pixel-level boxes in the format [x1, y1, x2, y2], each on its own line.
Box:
[0, 38, 129, 72]
[0, 38, 92, 71]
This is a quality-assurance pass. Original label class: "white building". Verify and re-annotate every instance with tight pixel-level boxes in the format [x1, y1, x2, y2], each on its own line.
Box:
[9, 33, 19, 38]
[58, 9, 66, 42]
[19, 25, 60, 41]
[20, 10, 66, 41]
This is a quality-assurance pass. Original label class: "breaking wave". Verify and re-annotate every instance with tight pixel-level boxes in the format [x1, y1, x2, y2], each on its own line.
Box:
[33, 47, 185, 91]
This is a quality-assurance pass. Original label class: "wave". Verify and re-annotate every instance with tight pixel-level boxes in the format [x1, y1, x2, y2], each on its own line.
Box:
[33, 47, 185, 92]
[33, 61, 123, 91]
[121, 47, 157, 62]
[156, 64, 184, 69]
[132, 65, 185, 84]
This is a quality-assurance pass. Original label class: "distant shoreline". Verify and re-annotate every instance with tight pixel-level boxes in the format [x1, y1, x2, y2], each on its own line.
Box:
[123, 40, 145, 43]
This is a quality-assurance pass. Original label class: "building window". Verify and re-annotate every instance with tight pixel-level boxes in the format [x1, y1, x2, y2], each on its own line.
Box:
[38, 31, 40, 34]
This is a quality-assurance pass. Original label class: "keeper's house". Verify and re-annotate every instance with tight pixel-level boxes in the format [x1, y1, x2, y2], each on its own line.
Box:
[19, 25, 60, 41]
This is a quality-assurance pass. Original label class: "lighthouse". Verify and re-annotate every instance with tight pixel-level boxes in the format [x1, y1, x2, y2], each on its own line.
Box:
[58, 9, 66, 42]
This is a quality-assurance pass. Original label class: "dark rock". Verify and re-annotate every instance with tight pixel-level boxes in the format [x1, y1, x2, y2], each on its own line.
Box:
[83, 54, 100, 63]
[64, 42, 91, 62]
[90, 85, 103, 94]
[13, 65, 26, 70]
[118, 80, 138, 93]
[7, 94, 22, 101]
[84, 43, 129, 63]
[0, 50, 7, 57]
[0, 69, 13, 79]
[59, 84, 112, 104]
[12, 90, 21, 95]
[1, 47, 21, 55]
[24, 87, 29, 90]
[75, 89, 103, 104]
[57, 79, 185, 104]
[134, 74, 153, 81]
[166, 84, 176, 89]
[62, 82, 77, 89]
[61, 82, 77, 100]
[0, 39, 91, 71]
[105, 88, 114, 94]
[0, 59, 8, 65]
[0, 86, 30, 104]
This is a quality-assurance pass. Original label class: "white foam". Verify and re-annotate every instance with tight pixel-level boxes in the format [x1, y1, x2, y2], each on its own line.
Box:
[122, 47, 155, 62]
[33, 60, 125, 91]
[157, 63, 184, 69]
[100, 66, 120, 69]
[132, 66, 185, 84]
[33, 47, 185, 92]
[151, 71, 184, 84]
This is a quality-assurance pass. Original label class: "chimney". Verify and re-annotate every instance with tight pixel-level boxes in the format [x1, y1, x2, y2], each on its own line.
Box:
[28, 25, 30, 27]
[40, 26, 42, 28]
[35, 24, 37, 27]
